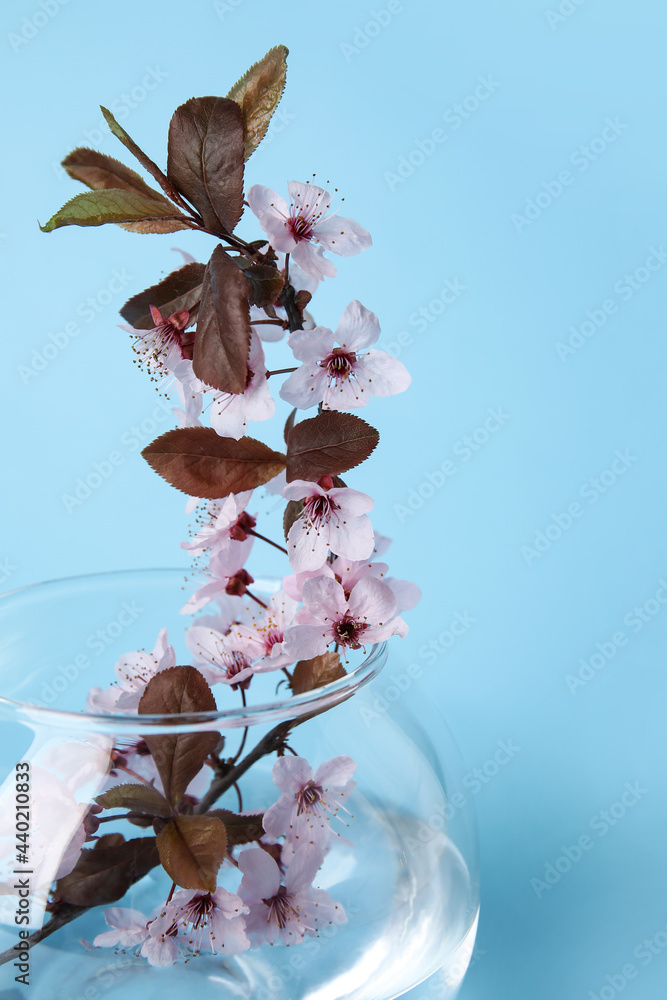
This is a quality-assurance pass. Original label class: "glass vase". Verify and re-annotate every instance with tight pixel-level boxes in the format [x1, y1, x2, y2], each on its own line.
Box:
[0, 569, 479, 1000]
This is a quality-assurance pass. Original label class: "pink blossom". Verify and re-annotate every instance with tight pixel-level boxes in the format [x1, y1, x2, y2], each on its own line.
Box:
[182, 491, 255, 559]
[282, 475, 374, 572]
[284, 575, 408, 660]
[185, 623, 255, 689]
[86, 628, 176, 713]
[280, 300, 411, 411]
[93, 907, 150, 950]
[148, 887, 250, 959]
[331, 555, 421, 612]
[248, 181, 371, 280]
[228, 591, 299, 671]
[263, 755, 356, 848]
[238, 844, 346, 946]
[130, 305, 194, 377]
[209, 330, 274, 440]
[180, 549, 255, 615]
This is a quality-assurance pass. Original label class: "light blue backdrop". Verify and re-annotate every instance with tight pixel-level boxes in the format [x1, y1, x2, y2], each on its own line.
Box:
[2, 0, 666, 997]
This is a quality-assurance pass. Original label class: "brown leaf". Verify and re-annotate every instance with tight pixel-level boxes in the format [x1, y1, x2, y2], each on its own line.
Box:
[227, 45, 289, 160]
[167, 97, 244, 235]
[62, 147, 163, 197]
[142, 427, 286, 498]
[193, 245, 250, 394]
[120, 262, 205, 330]
[242, 263, 285, 308]
[53, 836, 159, 907]
[283, 408, 297, 446]
[156, 816, 227, 892]
[283, 498, 303, 541]
[286, 411, 379, 482]
[290, 652, 347, 694]
[207, 809, 264, 846]
[94, 783, 172, 818]
[100, 105, 184, 207]
[138, 667, 220, 807]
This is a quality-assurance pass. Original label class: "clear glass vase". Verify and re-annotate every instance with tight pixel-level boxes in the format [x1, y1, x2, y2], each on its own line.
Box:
[0, 569, 479, 1000]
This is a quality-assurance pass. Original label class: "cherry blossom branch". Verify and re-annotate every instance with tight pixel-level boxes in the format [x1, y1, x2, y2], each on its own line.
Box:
[247, 528, 288, 555]
[266, 367, 297, 377]
[246, 590, 268, 610]
[0, 904, 88, 968]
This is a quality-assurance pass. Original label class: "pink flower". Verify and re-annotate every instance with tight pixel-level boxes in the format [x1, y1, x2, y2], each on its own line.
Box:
[93, 907, 150, 950]
[248, 181, 371, 280]
[228, 591, 299, 671]
[185, 623, 255, 689]
[182, 491, 255, 558]
[180, 549, 255, 615]
[282, 475, 374, 572]
[331, 555, 421, 612]
[86, 628, 176, 713]
[284, 575, 408, 660]
[209, 330, 274, 440]
[263, 755, 356, 848]
[148, 887, 250, 959]
[238, 844, 346, 946]
[280, 300, 411, 411]
[130, 305, 194, 377]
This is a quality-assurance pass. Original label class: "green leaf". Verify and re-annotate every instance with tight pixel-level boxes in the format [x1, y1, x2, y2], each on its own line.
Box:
[120, 262, 205, 330]
[285, 411, 380, 482]
[227, 45, 289, 160]
[142, 427, 286, 498]
[156, 815, 227, 892]
[167, 97, 244, 235]
[290, 652, 346, 694]
[193, 245, 251, 394]
[40, 188, 191, 233]
[94, 783, 172, 818]
[53, 836, 160, 907]
[138, 666, 220, 807]
[100, 105, 184, 206]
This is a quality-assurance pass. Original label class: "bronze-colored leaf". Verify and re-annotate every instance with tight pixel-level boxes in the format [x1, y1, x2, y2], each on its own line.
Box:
[283, 498, 303, 541]
[156, 816, 227, 892]
[283, 408, 297, 446]
[117, 218, 193, 234]
[167, 97, 244, 235]
[243, 263, 285, 308]
[290, 652, 347, 694]
[142, 427, 286, 498]
[138, 667, 220, 807]
[62, 147, 162, 197]
[94, 783, 172, 818]
[53, 836, 159, 907]
[227, 45, 289, 160]
[286, 411, 379, 482]
[207, 809, 264, 846]
[120, 262, 205, 330]
[40, 188, 191, 233]
[193, 245, 250, 394]
[100, 105, 184, 207]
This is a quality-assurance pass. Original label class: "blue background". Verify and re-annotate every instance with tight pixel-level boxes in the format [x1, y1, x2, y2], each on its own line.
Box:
[2, 0, 666, 996]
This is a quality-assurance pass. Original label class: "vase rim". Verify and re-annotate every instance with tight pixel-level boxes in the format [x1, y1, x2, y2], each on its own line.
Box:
[0, 567, 389, 734]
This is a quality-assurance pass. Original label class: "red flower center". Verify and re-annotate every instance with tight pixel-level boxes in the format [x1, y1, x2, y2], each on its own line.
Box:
[295, 780, 323, 815]
[322, 348, 357, 382]
[287, 213, 313, 242]
[334, 615, 369, 649]
[265, 886, 298, 930]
